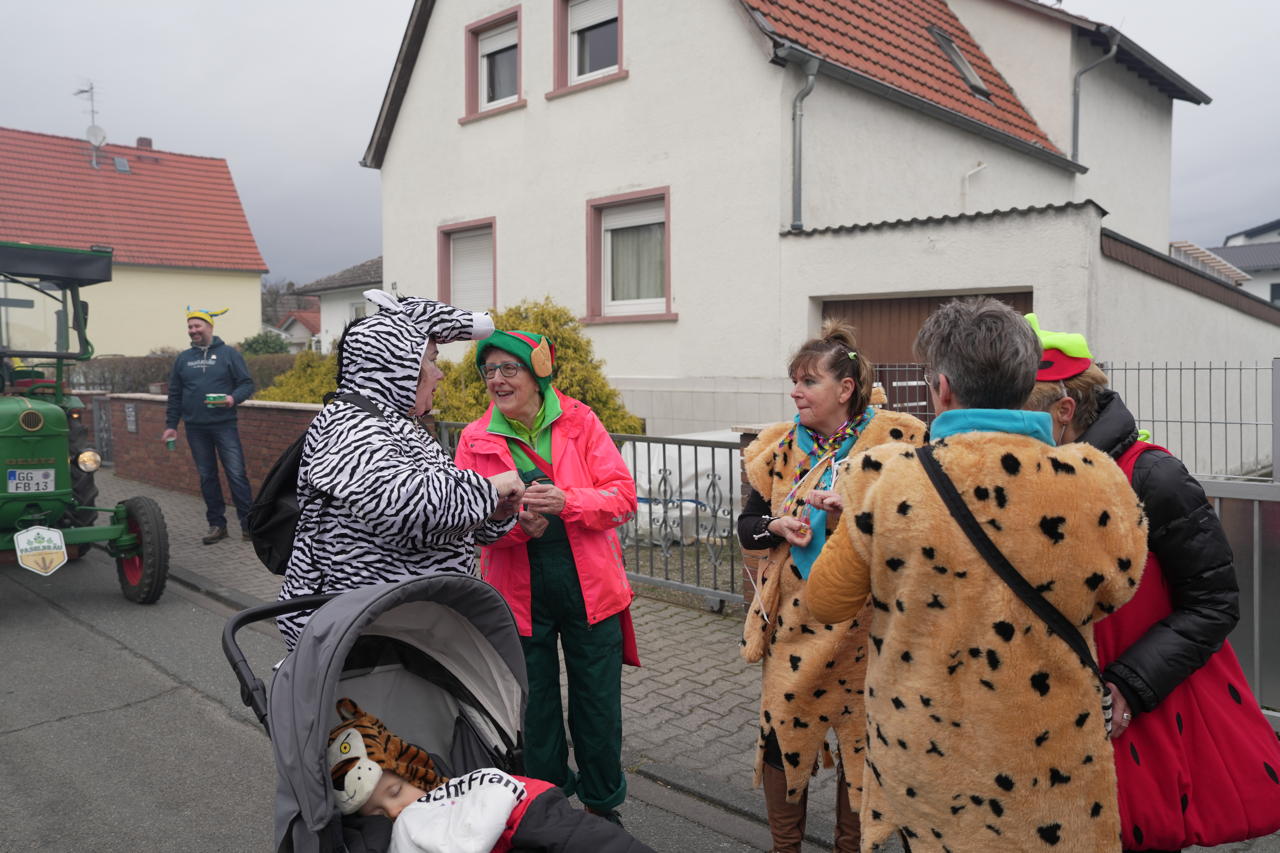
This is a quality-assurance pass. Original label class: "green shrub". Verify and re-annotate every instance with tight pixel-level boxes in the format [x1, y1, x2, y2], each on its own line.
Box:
[435, 298, 643, 434]
[254, 350, 337, 403]
[238, 331, 290, 355]
[245, 353, 297, 394]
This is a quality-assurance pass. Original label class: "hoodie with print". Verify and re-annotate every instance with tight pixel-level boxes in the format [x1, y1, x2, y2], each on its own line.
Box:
[164, 336, 254, 429]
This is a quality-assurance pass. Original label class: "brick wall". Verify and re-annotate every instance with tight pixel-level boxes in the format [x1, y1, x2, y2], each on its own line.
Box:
[107, 394, 321, 498]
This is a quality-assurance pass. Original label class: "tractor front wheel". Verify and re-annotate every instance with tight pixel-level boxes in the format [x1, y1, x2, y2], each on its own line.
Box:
[115, 497, 169, 604]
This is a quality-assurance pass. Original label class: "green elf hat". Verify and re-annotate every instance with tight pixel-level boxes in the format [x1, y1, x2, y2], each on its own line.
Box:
[476, 329, 556, 393]
[1026, 313, 1093, 381]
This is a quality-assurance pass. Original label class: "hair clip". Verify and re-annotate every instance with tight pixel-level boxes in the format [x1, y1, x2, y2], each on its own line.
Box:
[848, 350, 858, 362]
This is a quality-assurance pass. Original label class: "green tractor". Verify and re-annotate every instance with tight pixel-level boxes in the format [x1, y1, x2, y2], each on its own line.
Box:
[0, 240, 169, 602]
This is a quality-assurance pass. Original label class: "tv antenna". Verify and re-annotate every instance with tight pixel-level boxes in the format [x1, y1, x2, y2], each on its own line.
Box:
[74, 82, 107, 167]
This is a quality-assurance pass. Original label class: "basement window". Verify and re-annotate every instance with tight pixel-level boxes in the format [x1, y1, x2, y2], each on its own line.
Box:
[928, 25, 991, 100]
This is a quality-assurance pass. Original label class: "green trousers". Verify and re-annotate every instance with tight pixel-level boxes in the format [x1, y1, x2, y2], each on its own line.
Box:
[521, 536, 626, 812]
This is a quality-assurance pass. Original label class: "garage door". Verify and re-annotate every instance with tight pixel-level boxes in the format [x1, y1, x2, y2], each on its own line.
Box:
[823, 292, 1033, 420]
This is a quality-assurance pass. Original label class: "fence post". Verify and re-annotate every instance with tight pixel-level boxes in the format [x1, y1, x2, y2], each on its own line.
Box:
[1272, 358, 1279, 484]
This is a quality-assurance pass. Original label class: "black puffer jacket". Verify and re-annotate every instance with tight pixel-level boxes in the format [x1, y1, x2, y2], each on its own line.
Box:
[1079, 388, 1240, 716]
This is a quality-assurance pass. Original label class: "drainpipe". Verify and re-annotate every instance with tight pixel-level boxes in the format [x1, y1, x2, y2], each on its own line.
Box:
[790, 58, 820, 232]
[1072, 26, 1119, 163]
[961, 161, 986, 212]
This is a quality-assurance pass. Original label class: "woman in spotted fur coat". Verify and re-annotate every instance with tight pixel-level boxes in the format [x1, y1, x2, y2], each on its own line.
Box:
[738, 321, 925, 853]
[807, 298, 1149, 852]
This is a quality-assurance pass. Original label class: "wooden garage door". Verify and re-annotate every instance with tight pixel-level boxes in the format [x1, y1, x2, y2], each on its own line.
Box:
[823, 293, 1033, 421]
[822, 292, 1033, 364]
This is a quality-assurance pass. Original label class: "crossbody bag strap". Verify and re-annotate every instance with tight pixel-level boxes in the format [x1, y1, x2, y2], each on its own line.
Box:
[916, 444, 1103, 683]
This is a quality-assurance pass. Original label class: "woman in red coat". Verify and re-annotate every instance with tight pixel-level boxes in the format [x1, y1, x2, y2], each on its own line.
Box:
[1025, 314, 1280, 852]
[456, 330, 638, 827]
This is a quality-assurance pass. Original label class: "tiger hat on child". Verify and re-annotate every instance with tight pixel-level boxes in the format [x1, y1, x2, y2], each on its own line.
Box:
[326, 698, 447, 815]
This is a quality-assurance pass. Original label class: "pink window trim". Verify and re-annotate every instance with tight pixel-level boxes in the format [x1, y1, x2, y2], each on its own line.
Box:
[458, 98, 527, 126]
[464, 6, 522, 121]
[584, 186, 672, 322]
[552, 0, 624, 93]
[546, 69, 629, 101]
[437, 217, 498, 307]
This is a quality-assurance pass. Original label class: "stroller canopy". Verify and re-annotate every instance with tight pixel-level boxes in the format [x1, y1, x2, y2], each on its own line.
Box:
[269, 574, 527, 851]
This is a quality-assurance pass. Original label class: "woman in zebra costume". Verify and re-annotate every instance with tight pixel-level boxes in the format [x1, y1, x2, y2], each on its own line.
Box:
[276, 291, 525, 649]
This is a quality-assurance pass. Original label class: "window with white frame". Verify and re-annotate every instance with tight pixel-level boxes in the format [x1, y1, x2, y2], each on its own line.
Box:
[449, 227, 495, 310]
[602, 199, 664, 316]
[568, 0, 618, 83]
[479, 22, 519, 108]
[349, 301, 367, 321]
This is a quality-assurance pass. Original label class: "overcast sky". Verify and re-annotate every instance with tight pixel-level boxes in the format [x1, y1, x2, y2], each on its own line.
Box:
[4, 1, 1277, 287]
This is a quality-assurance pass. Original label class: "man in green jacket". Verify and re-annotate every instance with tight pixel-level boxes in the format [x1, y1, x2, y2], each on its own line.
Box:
[160, 307, 255, 544]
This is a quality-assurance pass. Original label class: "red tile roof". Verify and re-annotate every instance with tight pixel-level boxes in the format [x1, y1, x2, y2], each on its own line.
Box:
[742, 0, 1060, 153]
[0, 126, 267, 272]
[279, 309, 321, 335]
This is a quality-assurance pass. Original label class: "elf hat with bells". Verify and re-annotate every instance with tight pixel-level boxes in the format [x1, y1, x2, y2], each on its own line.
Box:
[475, 330, 557, 394]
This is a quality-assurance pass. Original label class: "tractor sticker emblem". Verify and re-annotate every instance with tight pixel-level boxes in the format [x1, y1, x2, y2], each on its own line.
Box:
[14, 526, 69, 576]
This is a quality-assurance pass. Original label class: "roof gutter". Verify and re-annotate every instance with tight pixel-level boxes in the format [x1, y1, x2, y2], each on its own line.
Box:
[772, 43, 1086, 175]
[790, 58, 820, 232]
[1071, 26, 1119, 163]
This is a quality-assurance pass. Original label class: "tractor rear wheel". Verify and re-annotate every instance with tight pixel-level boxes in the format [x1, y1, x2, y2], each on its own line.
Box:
[115, 497, 169, 604]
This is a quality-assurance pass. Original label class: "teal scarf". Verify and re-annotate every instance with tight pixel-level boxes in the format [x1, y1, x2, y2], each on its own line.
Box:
[785, 406, 875, 578]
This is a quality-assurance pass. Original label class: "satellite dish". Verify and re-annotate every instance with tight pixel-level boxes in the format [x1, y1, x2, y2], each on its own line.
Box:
[86, 125, 107, 147]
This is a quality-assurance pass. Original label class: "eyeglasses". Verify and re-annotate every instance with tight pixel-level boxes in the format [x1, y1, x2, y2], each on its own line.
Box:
[479, 361, 524, 379]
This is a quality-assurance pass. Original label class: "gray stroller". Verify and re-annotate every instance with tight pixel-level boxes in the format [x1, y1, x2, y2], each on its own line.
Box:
[223, 574, 528, 853]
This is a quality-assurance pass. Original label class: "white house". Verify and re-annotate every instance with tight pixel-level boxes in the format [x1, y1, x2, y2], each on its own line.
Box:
[276, 309, 322, 353]
[361, 0, 1280, 436]
[1209, 218, 1280, 306]
[295, 256, 383, 353]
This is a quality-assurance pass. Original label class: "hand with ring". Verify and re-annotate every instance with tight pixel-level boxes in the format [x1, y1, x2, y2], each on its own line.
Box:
[1106, 680, 1133, 739]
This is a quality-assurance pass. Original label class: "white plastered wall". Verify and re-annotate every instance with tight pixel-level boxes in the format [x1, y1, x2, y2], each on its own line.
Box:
[86, 265, 261, 357]
[318, 286, 370, 353]
[1239, 267, 1280, 304]
[379, 0, 793, 435]
[946, 0, 1177, 248]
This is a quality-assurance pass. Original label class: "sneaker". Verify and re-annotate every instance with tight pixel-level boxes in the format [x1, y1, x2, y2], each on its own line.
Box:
[586, 807, 624, 828]
[201, 526, 228, 545]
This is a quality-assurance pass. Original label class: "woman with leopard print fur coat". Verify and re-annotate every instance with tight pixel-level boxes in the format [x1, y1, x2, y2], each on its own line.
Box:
[738, 321, 925, 853]
[807, 298, 1149, 852]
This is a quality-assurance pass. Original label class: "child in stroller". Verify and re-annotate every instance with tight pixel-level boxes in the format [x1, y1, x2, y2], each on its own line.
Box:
[328, 698, 651, 852]
[224, 572, 655, 852]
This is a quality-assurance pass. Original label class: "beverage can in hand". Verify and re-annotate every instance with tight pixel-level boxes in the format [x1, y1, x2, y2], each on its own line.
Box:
[165, 438, 176, 451]
[204, 393, 228, 406]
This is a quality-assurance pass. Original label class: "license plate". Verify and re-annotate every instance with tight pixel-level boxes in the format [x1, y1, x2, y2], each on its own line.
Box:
[7, 469, 55, 493]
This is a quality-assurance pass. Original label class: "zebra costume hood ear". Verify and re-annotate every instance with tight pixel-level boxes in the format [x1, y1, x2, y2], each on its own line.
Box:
[362, 290, 494, 344]
[335, 292, 493, 414]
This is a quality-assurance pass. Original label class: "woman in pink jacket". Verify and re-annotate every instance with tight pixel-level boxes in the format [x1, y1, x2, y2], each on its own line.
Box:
[455, 329, 638, 827]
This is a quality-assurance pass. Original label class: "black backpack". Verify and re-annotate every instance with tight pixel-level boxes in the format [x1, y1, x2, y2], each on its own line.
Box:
[246, 392, 383, 574]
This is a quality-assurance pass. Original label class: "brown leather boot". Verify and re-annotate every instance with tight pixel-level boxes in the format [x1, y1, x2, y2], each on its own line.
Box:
[833, 765, 862, 853]
[762, 762, 808, 853]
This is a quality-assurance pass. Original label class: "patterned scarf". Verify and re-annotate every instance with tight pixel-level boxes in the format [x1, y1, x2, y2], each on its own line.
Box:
[779, 405, 876, 577]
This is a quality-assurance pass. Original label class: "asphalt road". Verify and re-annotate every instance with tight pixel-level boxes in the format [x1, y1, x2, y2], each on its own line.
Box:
[0, 551, 803, 853]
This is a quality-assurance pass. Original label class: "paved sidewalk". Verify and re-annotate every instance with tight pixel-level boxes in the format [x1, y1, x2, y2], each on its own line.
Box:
[96, 468, 1278, 853]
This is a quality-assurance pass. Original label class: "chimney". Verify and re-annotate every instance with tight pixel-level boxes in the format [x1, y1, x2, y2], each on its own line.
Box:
[136, 136, 153, 149]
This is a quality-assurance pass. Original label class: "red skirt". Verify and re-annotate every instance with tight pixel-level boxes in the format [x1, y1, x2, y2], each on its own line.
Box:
[1098, 442, 1280, 849]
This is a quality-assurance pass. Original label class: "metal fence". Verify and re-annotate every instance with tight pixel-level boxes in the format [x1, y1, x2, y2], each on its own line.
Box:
[876, 360, 1277, 483]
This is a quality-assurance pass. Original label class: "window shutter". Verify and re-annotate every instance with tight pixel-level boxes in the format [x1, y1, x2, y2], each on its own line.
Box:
[450, 229, 494, 310]
[569, 0, 616, 31]
[601, 198, 664, 231]
[478, 22, 518, 56]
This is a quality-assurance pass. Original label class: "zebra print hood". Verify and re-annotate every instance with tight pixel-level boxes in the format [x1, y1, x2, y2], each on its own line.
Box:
[337, 291, 493, 414]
